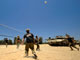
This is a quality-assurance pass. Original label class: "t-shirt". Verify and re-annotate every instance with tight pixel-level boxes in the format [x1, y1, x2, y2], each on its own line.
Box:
[35, 38, 39, 44]
[4, 39, 8, 43]
[17, 38, 20, 43]
[23, 33, 34, 43]
[67, 38, 73, 43]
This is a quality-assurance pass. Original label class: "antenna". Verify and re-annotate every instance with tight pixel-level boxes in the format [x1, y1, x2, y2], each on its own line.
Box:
[0, 24, 24, 34]
[0, 34, 14, 38]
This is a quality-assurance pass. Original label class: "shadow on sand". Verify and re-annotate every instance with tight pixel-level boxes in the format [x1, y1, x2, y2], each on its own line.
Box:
[24, 56, 39, 60]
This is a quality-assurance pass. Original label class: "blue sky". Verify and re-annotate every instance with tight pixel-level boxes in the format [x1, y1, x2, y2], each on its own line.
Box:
[0, 0, 80, 41]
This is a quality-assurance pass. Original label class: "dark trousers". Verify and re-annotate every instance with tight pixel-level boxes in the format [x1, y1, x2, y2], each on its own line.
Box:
[36, 43, 40, 50]
[69, 43, 79, 50]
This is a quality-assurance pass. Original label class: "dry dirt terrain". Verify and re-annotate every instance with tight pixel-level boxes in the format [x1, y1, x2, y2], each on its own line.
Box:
[0, 44, 80, 60]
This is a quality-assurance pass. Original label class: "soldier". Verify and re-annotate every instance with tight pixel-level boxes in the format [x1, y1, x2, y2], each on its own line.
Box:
[35, 36, 40, 51]
[22, 29, 37, 59]
[16, 35, 21, 49]
[65, 34, 79, 51]
[4, 38, 8, 48]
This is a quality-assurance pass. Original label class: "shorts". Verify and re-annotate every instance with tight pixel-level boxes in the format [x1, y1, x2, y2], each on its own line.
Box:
[25, 43, 34, 51]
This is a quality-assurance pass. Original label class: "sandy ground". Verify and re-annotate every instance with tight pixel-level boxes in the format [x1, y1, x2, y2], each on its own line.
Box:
[0, 44, 80, 60]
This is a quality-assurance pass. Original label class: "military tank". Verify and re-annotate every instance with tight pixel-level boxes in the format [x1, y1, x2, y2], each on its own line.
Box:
[47, 36, 69, 46]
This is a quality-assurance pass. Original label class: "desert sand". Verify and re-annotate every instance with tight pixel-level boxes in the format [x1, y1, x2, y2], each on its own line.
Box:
[0, 44, 80, 60]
